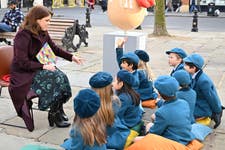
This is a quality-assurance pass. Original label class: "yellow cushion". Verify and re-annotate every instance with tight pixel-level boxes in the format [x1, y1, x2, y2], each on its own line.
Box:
[196, 117, 211, 126]
[124, 130, 139, 148]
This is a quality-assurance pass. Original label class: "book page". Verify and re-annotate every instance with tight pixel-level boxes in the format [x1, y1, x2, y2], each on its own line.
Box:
[36, 42, 56, 65]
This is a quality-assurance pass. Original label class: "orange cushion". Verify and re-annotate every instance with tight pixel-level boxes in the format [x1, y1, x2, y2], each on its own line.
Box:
[186, 139, 204, 150]
[126, 134, 189, 150]
[142, 99, 157, 109]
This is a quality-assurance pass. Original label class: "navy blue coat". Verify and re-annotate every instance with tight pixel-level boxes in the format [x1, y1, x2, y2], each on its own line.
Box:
[149, 99, 195, 145]
[192, 70, 222, 118]
[170, 63, 185, 76]
[117, 93, 142, 128]
[106, 98, 130, 150]
[61, 128, 107, 150]
[116, 48, 157, 100]
[106, 117, 130, 150]
[176, 87, 196, 124]
[136, 69, 158, 100]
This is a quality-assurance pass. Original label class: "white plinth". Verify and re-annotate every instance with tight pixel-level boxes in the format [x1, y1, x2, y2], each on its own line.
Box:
[1, 0, 8, 8]
[103, 31, 146, 77]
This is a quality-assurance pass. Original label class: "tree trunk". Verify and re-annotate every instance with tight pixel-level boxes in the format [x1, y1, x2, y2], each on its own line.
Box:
[152, 0, 169, 36]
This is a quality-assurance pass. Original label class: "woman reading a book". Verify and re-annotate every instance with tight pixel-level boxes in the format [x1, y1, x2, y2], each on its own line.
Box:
[8, 5, 83, 131]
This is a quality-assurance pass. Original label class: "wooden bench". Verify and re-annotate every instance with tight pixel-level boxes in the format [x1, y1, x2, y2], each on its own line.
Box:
[0, 45, 38, 131]
[0, 46, 13, 96]
[0, 18, 88, 52]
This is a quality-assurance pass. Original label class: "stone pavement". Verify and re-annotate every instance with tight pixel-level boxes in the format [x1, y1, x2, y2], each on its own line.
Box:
[1, 26, 225, 150]
[1, 7, 225, 150]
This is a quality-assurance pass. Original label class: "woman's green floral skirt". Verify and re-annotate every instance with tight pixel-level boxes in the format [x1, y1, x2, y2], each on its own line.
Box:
[31, 68, 72, 111]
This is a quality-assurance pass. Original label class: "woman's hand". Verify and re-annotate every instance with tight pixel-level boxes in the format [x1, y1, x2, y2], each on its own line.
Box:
[43, 64, 56, 71]
[72, 55, 84, 65]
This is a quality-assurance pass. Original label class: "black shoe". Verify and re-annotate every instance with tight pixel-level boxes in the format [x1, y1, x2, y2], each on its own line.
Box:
[48, 111, 70, 128]
[59, 105, 69, 121]
[212, 106, 224, 129]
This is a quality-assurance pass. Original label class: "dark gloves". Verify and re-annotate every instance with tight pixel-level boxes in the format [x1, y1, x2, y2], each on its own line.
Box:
[211, 106, 225, 129]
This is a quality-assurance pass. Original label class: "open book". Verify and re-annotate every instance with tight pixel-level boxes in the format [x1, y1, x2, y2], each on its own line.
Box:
[36, 42, 56, 65]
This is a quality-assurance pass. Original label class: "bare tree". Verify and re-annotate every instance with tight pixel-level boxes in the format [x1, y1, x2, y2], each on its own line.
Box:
[151, 0, 170, 36]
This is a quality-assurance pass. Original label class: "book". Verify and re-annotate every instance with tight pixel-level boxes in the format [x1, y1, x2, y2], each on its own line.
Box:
[36, 42, 57, 65]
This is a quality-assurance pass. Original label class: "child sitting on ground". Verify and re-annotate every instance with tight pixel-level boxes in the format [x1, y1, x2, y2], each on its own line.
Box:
[146, 75, 195, 145]
[89, 71, 115, 127]
[116, 38, 158, 109]
[129, 75, 203, 150]
[166, 48, 187, 76]
[134, 50, 155, 81]
[183, 53, 225, 128]
[61, 89, 107, 150]
[172, 70, 196, 124]
[89, 71, 130, 150]
[134, 49, 158, 108]
[113, 69, 143, 148]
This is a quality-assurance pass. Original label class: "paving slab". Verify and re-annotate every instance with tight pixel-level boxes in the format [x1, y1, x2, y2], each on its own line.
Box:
[1, 26, 225, 149]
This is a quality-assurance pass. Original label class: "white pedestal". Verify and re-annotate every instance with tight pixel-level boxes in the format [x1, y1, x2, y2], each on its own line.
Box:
[1, 0, 7, 8]
[103, 31, 146, 77]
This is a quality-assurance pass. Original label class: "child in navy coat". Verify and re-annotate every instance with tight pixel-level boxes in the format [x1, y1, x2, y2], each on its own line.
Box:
[113, 69, 143, 148]
[89, 71, 130, 150]
[183, 53, 224, 129]
[116, 38, 157, 108]
[171, 70, 212, 142]
[89, 71, 115, 127]
[134, 50, 158, 108]
[61, 89, 107, 150]
[147, 75, 195, 145]
[166, 48, 187, 76]
[172, 70, 196, 124]
[113, 70, 142, 128]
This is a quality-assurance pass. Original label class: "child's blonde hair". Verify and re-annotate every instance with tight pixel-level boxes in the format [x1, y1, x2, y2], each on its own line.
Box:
[92, 84, 115, 126]
[138, 60, 155, 81]
[73, 114, 106, 146]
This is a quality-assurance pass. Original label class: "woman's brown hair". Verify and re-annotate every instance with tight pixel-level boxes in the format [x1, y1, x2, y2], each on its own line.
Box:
[21, 5, 53, 35]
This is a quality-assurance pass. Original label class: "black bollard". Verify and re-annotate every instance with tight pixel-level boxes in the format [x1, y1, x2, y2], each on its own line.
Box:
[191, 10, 198, 32]
[86, 8, 92, 28]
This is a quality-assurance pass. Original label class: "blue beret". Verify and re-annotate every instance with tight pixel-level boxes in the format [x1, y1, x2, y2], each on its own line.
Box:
[183, 53, 204, 69]
[134, 50, 150, 62]
[117, 70, 134, 86]
[74, 89, 100, 118]
[166, 48, 187, 59]
[89, 71, 113, 88]
[121, 52, 139, 65]
[172, 70, 191, 86]
[154, 75, 179, 97]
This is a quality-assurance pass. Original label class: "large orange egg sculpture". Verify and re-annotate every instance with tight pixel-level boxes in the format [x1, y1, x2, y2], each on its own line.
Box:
[107, 0, 146, 31]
